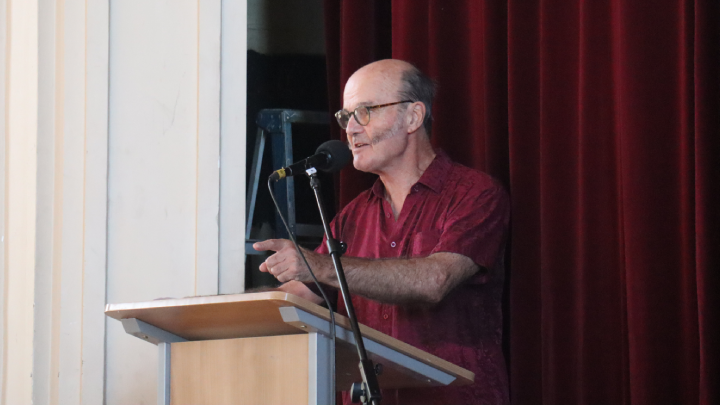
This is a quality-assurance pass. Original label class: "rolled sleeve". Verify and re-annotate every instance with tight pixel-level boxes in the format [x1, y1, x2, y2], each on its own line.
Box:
[431, 183, 510, 282]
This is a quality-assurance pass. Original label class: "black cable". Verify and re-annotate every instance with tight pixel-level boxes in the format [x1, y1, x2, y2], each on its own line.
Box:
[267, 177, 337, 403]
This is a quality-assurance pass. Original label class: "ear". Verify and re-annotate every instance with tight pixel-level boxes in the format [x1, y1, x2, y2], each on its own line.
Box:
[405, 102, 426, 133]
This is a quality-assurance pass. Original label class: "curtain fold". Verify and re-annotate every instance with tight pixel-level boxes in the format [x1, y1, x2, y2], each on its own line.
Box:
[694, 2, 720, 404]
[324, 0, 393, 207]
[323, 0, 720, 403]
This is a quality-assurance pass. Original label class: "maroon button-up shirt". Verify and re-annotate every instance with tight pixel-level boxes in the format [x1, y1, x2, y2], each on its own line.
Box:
[316, 151, 510, 404]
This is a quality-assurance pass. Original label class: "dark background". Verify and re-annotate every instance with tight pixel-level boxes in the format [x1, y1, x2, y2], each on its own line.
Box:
[244, 51, 336, 288]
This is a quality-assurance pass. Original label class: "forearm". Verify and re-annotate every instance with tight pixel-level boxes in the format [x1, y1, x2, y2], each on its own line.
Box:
[254, 239, 478, 305]
[318, 252, 477, 305]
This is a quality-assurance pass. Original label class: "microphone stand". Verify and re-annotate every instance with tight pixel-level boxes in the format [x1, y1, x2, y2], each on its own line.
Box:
[307, 170, 382, 405]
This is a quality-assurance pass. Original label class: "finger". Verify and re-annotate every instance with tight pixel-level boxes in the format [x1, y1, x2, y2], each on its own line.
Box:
[275, 266, 297, 283]
[267, 257, 295, 282]
[277, 265, 305, 284]
[263, 252, 288, 270]
[259, 261, 269, 273]
[263, 262, 285, 277]
[275, 271, 289, 283]
[253, 239, 288, 252]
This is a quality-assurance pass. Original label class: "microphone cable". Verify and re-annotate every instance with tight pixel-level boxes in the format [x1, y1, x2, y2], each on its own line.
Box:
[267, 177, 337, 403]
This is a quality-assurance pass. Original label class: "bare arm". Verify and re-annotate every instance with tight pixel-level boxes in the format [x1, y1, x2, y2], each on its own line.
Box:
[253, 239, 479, 305]
[335, 252, 478, 304]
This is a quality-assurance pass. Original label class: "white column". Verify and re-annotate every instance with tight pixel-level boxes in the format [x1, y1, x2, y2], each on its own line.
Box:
[196, 0, 222, 296]
[81, 1, 111, 402]
[0, 0, 246, 403]
[105, 0, 245, 403]
[0, 0, 6, 393]
[2, 0, 39, 403]
[219, 0, 247, 294]
[30, 0, 110, 403]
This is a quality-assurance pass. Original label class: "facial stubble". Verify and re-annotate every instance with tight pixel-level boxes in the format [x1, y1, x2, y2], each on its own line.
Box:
[369, 111, 406, 146]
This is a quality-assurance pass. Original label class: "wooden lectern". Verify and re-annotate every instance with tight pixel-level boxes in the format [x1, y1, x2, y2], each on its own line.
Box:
[105, 292, 474, 405]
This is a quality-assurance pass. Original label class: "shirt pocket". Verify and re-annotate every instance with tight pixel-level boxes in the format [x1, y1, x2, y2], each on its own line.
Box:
[409, 229, 441, 258]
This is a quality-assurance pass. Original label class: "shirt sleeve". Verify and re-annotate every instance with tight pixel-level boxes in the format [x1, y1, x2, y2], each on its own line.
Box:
[431, 181, 510, 283]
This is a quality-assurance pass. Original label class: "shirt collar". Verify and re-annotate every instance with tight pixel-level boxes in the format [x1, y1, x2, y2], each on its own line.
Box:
[369, 149, 452, 199]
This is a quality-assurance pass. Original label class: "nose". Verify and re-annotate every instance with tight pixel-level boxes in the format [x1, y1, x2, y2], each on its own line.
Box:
[345, 113, 364, 136]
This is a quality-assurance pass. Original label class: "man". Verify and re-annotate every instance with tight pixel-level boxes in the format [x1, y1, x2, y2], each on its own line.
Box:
[254, 59, 510, 404]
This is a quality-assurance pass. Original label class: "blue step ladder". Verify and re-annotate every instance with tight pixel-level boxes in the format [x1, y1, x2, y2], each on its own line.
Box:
[245, 109, 330, 256]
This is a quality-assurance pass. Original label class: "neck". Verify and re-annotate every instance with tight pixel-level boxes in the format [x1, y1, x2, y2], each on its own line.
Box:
[379, 137, 436, 218]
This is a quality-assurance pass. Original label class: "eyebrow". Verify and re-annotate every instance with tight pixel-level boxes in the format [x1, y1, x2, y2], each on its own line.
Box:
[343, 101, 374, 111]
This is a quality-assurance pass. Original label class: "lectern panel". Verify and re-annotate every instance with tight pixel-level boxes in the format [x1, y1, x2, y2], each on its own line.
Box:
[170, 335, 309, 405]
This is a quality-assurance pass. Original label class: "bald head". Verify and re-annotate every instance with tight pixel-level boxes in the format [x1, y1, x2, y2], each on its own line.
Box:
[350, 59, 414, 89]
[345, 60, 411, 110]
[346, 59, 436, 135]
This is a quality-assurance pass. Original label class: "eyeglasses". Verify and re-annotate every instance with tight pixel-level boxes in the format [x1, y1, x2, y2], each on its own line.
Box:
[335, 100, 413, 129]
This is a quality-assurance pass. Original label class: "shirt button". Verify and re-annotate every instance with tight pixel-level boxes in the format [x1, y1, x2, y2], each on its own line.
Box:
[386, 213, 391, 218]
[390, 241, 396, 247]
[383, 314, 389, 320]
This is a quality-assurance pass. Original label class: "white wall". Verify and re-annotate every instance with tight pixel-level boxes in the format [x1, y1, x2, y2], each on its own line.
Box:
[0, 0, 247, 403]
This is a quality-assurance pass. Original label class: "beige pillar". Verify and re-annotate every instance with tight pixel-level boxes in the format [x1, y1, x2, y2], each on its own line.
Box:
[0, 0, 246, 403]
[2, 0, 39, 403]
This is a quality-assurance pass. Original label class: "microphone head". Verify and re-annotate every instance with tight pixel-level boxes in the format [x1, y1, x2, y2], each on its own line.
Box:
[315, 140, 352, 173]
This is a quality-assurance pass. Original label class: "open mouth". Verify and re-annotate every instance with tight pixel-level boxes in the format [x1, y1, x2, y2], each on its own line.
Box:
[353, 142, 369, 150]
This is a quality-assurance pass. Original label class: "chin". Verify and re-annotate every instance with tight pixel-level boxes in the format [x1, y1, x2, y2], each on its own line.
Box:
[352, 156, 374, 173]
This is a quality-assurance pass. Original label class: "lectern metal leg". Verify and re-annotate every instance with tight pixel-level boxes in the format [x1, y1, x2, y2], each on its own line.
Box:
[158, 342, 171, 405]
[308, 332, 333, 405]
[119, 318, 185, 404]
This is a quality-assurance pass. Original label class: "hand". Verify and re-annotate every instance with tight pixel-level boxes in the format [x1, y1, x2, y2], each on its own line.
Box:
[253, 239, 331, 284]
[277, 280, 324, 305]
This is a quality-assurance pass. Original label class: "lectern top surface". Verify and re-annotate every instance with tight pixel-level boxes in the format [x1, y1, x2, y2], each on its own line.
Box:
[105, 291, 474, 386]
[106, 292, 328, 340]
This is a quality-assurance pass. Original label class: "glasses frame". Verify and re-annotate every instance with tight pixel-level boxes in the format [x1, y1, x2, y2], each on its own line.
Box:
[335, 100, 414, 129]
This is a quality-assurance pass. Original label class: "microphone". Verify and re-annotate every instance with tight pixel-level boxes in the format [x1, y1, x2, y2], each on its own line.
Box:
[270, 140, 352, 181]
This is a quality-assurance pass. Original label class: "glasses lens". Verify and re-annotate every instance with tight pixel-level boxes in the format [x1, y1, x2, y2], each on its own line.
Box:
[355, 106, 370, 126]
[335, 110, 350, 129]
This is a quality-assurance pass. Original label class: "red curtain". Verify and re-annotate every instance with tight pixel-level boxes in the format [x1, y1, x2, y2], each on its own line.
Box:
[324, 1, 720, 404]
